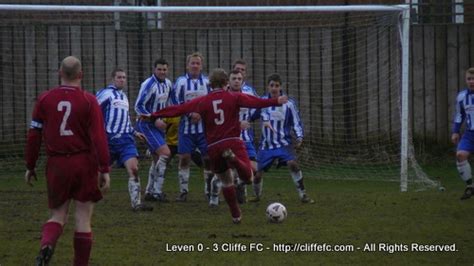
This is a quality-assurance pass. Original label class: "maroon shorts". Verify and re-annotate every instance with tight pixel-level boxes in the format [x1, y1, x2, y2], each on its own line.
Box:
[208, 139, 251, 174]
[46, 153, 103, 209]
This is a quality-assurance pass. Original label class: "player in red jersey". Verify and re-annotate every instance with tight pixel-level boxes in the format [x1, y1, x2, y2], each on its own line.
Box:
[24, 56, 110, 266]
[148, 68, 287, 223]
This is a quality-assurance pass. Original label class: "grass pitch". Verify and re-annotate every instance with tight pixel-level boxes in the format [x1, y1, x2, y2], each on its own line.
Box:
[0, 164, 473, 265]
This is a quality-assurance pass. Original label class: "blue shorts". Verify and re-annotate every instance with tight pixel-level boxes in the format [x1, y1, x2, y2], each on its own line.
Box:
[458, 130, 474, 152]
[244, 141, 257, 161]
[135, 120, 166, 153]
[257, 146, 296, 172]
[108, 134, 139, 167]
[178, 132, 208, 155]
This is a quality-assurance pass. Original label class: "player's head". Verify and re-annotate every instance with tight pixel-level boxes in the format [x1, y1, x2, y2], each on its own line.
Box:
[266, 73, 282, 96]
[154, 58, 169, 81]
[229, 70, 243, 92]
[466, 67, 474, 90]
[111, 67, 127, 89]
[209, 68, 228, 90]
[59, 56, 83, 83]
[186, 52, 204, 78]
[232, 59, 247, 79]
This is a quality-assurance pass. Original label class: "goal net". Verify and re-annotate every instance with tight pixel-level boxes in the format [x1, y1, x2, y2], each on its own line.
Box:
[0, 4, 437, 190]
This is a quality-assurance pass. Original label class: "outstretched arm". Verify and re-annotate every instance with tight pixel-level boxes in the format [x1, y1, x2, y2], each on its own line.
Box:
[150, 96, 203, 119]
[237, 93, 287, 109]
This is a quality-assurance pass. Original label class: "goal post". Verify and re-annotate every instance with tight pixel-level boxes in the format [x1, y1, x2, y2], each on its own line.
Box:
[0, 4, 437, 191]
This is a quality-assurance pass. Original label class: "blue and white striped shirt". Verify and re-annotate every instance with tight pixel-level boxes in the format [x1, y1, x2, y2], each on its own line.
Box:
[259, 94, 304, 150]
[239, 82, 258, 142]
[135, 74, 172, 117]
[453, 88, 474, 133]
[96, 85, 134, 135]
[171, 73, 210, 134]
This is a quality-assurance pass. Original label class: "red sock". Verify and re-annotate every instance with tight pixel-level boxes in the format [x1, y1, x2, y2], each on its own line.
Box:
[40, 221, 63, 248]
[74, 232, 92, 266]
[222, 186, 241, 218]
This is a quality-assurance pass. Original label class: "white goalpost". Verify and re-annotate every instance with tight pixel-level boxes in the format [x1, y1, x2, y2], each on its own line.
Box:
[0, 4, 437, 191]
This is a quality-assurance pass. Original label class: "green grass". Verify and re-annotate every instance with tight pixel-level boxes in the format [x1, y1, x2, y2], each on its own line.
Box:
[0, 164, 473, 265]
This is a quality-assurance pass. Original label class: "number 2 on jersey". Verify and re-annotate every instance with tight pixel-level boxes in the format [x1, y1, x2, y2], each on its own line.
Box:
[57, 101, 73, 136]
[212, 100, 225, 125]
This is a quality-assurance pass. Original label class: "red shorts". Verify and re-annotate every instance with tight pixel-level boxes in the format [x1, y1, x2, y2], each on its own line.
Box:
[46, 153, 103, 209]
[208, 139, 251, 174]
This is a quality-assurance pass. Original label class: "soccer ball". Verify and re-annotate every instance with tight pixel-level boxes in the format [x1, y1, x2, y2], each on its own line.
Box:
[266, 202, 287, 223]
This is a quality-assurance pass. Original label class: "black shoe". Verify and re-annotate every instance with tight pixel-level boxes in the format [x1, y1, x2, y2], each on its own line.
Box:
[144, 193, 157, 202]
[236, 184, 246, 204]
[175, 192, 188, 202]
[156, 193, 170, 203]
[301, 194, 315, 204]
[132, 203, 153, 212]
[460, 187, 474, 200]
[35, 245, 54, 266]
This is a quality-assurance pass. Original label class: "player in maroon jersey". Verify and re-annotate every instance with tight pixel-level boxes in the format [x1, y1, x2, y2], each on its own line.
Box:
[24, 56, 110, 266]
[147, 68, 287, 223]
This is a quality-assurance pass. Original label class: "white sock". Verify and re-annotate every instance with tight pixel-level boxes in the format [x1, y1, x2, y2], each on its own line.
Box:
[204, 170, 213, 196]
[457, 160, 472, 182]
[154, 155, 169, 194]
[210, 175, 222, 197]
[232, 169, 240, 185]
[232, 170, 247, 197]
[145, 161, 155, 195]
[290, 170, 305, 198]
[253, 179, 263, 197]
[128, 177, 141, 208]
[179, 168, 190, 193]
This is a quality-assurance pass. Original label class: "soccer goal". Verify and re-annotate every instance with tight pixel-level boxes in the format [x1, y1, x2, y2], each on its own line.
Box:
[0, 4, 437, 191]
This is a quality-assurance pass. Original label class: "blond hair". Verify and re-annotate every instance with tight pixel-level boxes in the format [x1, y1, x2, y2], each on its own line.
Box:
[186, 52, 204, 65]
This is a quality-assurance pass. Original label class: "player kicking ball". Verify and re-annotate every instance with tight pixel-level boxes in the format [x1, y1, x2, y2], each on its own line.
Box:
[145, 68, 287, 223]
[250, 73, 314, 204]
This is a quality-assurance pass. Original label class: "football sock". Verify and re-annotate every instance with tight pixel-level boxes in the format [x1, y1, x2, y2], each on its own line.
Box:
[222, 185, 241, 218]
[233, 169, 239, 185]
[178, 168, 190, 193]
[457, 160, 472, 182]
[154, 155, 169, 194]
[210, 175, 222, 198]
[128, 177, 142, 207]
[233, 170, 247, 197]
[253, 179, 263, 197]
[145, 161, 155, 195]
[73, 231, 92, 266]
[290, 170, 306, 198]
[204, 170, 213, 196]
[40, 221, 63, 248]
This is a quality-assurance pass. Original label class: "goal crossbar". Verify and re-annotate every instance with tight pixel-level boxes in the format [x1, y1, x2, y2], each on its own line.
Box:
[0, 4, 409, 13]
